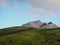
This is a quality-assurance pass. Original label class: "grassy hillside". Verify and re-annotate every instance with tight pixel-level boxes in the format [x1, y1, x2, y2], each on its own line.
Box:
[0, 27, 60, 45]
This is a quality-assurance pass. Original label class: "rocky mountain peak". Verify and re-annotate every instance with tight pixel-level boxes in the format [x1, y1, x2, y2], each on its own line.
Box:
[22, 20, 43, 28]
[48, 22, 53, 24]
[22, 20, 58, 29]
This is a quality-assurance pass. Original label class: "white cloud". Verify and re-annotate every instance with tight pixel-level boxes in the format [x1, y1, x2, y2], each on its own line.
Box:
[0, 0, 11, 8]
[0, 0, 59, 11]
[29, 8, 55, 18]
[0, 0, 18, 9]
[0, 0, 23, 14]
[16, 0, 59, 19]
[18, 0, 60, 10]
[0, 0, 59, 18]
[26, 5, 55, 18]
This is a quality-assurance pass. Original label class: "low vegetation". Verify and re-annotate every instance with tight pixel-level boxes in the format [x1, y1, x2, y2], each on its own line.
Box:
[0, 27, 60, 45]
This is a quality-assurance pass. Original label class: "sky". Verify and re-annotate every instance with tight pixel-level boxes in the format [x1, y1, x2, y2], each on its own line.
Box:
[0, 0, 60, 29]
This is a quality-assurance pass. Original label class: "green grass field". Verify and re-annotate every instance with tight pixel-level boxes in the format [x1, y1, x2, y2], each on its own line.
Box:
[0, 27, 60, 45]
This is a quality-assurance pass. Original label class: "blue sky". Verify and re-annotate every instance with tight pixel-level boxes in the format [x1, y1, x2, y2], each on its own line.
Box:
[0, 0, 60, 28]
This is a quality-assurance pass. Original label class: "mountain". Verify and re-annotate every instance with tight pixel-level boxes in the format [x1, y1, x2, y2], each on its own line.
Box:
[22, 20, 58, 29]
[0, 20, 59, 45]
[47, 22, 58, 28]
[40, 22, 58, 28]
[22, 20, 43, 28]
[0, 26, 60, 45]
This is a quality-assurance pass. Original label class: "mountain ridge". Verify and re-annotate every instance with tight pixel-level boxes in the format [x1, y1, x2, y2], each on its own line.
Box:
[22, 20, 58, 29]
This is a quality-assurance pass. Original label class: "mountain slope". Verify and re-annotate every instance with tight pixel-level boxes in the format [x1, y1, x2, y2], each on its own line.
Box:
[0, 27, 60, 45]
